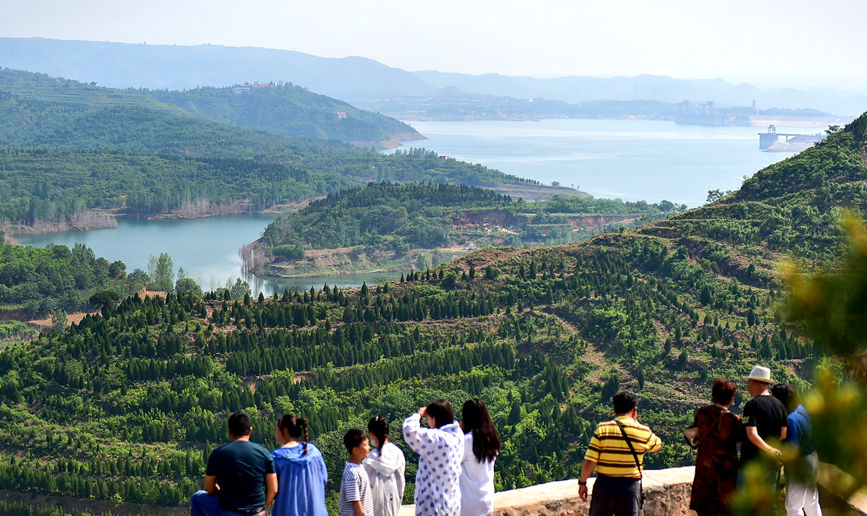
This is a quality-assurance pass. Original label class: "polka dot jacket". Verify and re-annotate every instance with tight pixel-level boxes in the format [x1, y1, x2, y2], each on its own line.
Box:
[403, 413, 464, 516]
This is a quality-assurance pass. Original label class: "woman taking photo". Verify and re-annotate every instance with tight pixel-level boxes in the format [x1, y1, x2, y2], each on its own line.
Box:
[403, 399, 464, 516]
[271, 414, 329, 516]
[364, 416, 406, 516]
[689, 379, 743, 516]
[459, 398, 501, 516]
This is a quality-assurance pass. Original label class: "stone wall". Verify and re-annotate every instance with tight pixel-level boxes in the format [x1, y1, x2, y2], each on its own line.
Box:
[398, 466, 695, 516]
[398, 464, 867, 516]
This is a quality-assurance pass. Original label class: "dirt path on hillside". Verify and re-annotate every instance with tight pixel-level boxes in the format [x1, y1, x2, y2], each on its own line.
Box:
[534, 310, 619, 385]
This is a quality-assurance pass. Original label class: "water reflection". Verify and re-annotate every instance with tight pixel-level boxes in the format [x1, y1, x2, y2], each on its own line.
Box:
[15, 214, 402, 296]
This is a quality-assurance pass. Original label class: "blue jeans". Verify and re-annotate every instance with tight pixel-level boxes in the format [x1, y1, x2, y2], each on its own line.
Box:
[191, 490, 259, 516]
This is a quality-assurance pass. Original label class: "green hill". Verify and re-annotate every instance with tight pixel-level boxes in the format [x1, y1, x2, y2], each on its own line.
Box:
[257, 182, 680, 277]
[0, 72, 576, 231]
[0, 68, 418, 145]
[145, 83, 419, 145]
[0, 112, 862, 511]
[0, 145, 356, 227]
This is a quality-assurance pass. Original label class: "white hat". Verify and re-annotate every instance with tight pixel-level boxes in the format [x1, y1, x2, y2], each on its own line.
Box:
[747, 365, 772, 383]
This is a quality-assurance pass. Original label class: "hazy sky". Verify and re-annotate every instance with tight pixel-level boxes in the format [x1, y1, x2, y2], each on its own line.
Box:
[3, 0, 867, 86]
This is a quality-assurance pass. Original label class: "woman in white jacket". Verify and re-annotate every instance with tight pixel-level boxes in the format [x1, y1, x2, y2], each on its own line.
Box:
[363, 416, 406, 516]
[459, 398, 501, 516]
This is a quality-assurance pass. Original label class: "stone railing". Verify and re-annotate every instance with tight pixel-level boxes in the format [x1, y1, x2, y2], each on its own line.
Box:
[398, 464, 867, 516]
[398, 466, 695, 516]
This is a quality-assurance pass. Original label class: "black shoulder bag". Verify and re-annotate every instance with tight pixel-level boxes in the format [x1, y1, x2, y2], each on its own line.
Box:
[614, 420, 646, 510]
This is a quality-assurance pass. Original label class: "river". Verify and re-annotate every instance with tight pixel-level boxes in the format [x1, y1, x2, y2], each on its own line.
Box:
[15, 118, 816, 293]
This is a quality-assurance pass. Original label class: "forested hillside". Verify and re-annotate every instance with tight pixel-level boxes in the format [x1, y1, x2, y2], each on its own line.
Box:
[145, 84, 419, 144]
[258, 182, 680, 276]
[0, 114, 863, 512]
[0, 145, 355, 225]
[0, 71, 575, 231]
[0, 239, 143, 321]
[0, 68, 418, 145]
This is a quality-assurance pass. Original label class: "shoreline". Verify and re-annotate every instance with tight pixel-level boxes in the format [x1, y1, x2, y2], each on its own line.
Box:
[3, 183, 583, 237]
[2, 203, 277, 237]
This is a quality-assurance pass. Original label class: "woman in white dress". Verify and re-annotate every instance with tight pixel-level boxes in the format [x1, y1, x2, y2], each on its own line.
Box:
[459, 398, 501, 516]
[363, 416, 406, 516]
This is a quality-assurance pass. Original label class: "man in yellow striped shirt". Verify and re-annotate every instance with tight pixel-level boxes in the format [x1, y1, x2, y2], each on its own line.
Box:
[578, 390, 663, 516]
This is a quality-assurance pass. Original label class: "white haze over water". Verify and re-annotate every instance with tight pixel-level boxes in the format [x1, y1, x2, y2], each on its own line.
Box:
[397, 119, 814, 206]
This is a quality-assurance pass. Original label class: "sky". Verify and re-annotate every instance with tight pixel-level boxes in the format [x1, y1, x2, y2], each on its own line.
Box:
[3, 0, 867, 88]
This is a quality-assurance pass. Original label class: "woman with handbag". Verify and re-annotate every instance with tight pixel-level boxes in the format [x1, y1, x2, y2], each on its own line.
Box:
[689, 378, 743, 516]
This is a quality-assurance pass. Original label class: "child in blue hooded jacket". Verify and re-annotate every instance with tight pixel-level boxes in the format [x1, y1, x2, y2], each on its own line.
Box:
[271, 414, 329, 516]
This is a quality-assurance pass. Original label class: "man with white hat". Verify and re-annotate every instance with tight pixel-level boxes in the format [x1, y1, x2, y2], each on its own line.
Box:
[740, 365, 788, 478]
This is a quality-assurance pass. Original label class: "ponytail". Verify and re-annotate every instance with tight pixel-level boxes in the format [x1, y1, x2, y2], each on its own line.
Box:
[367, 416, 390, 448]
[277, 414, 310, 455]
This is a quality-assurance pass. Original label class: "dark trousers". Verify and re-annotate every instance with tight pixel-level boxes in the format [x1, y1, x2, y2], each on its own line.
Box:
[589, 475, 641, 516]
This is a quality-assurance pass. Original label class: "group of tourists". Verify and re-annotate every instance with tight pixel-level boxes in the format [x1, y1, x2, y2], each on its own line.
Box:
[191, 364, 819, 516]
[579, 364, 821, 516]
[190, 398, 501, 516]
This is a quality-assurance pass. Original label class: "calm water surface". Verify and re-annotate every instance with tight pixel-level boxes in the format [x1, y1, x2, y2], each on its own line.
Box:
[17, 118, 823, 291]
[15, 215, 401, 296]
[400, 119, 819, 206]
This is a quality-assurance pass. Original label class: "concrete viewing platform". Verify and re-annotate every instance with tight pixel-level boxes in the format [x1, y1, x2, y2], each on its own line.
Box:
[398, 465, 867, 516]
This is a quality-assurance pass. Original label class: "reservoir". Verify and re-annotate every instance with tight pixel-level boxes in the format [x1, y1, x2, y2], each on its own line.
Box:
[15, 214, 401, 296]
[399, 118, 817, 206]
[15, 118, 812, 293]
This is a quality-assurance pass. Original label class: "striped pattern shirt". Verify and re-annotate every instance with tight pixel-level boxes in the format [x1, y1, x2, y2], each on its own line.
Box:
[584, 416, 663, 478]
[338, 462, 374, 516]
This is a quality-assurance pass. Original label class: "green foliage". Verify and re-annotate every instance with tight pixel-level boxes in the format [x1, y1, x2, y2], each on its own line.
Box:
[0, 67, 416, 145]
[730, 216, 867, 514]
[0, 241, 140, 317]
[0, 79, 865, 513]
[0, 68, 551, 228]
[262, 182, 679, 261]
[175, 278, 203, 298]
[145, 83, 417, 144]
[272, 245, 306, 260]
[50, 309, 67, 334]
[148, 253, 175, 293]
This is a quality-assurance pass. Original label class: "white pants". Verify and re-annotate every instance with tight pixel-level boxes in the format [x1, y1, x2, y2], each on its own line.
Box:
[785, 452, 822, 516]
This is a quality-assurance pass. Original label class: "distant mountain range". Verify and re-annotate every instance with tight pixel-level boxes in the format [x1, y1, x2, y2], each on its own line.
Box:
[1, 37, 865, 116]
[0, 38, 434, 104]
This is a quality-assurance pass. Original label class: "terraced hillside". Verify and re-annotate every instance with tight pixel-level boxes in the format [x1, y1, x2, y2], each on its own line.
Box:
[0, 114, 863, 513]
[256, 182, 680, 277]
